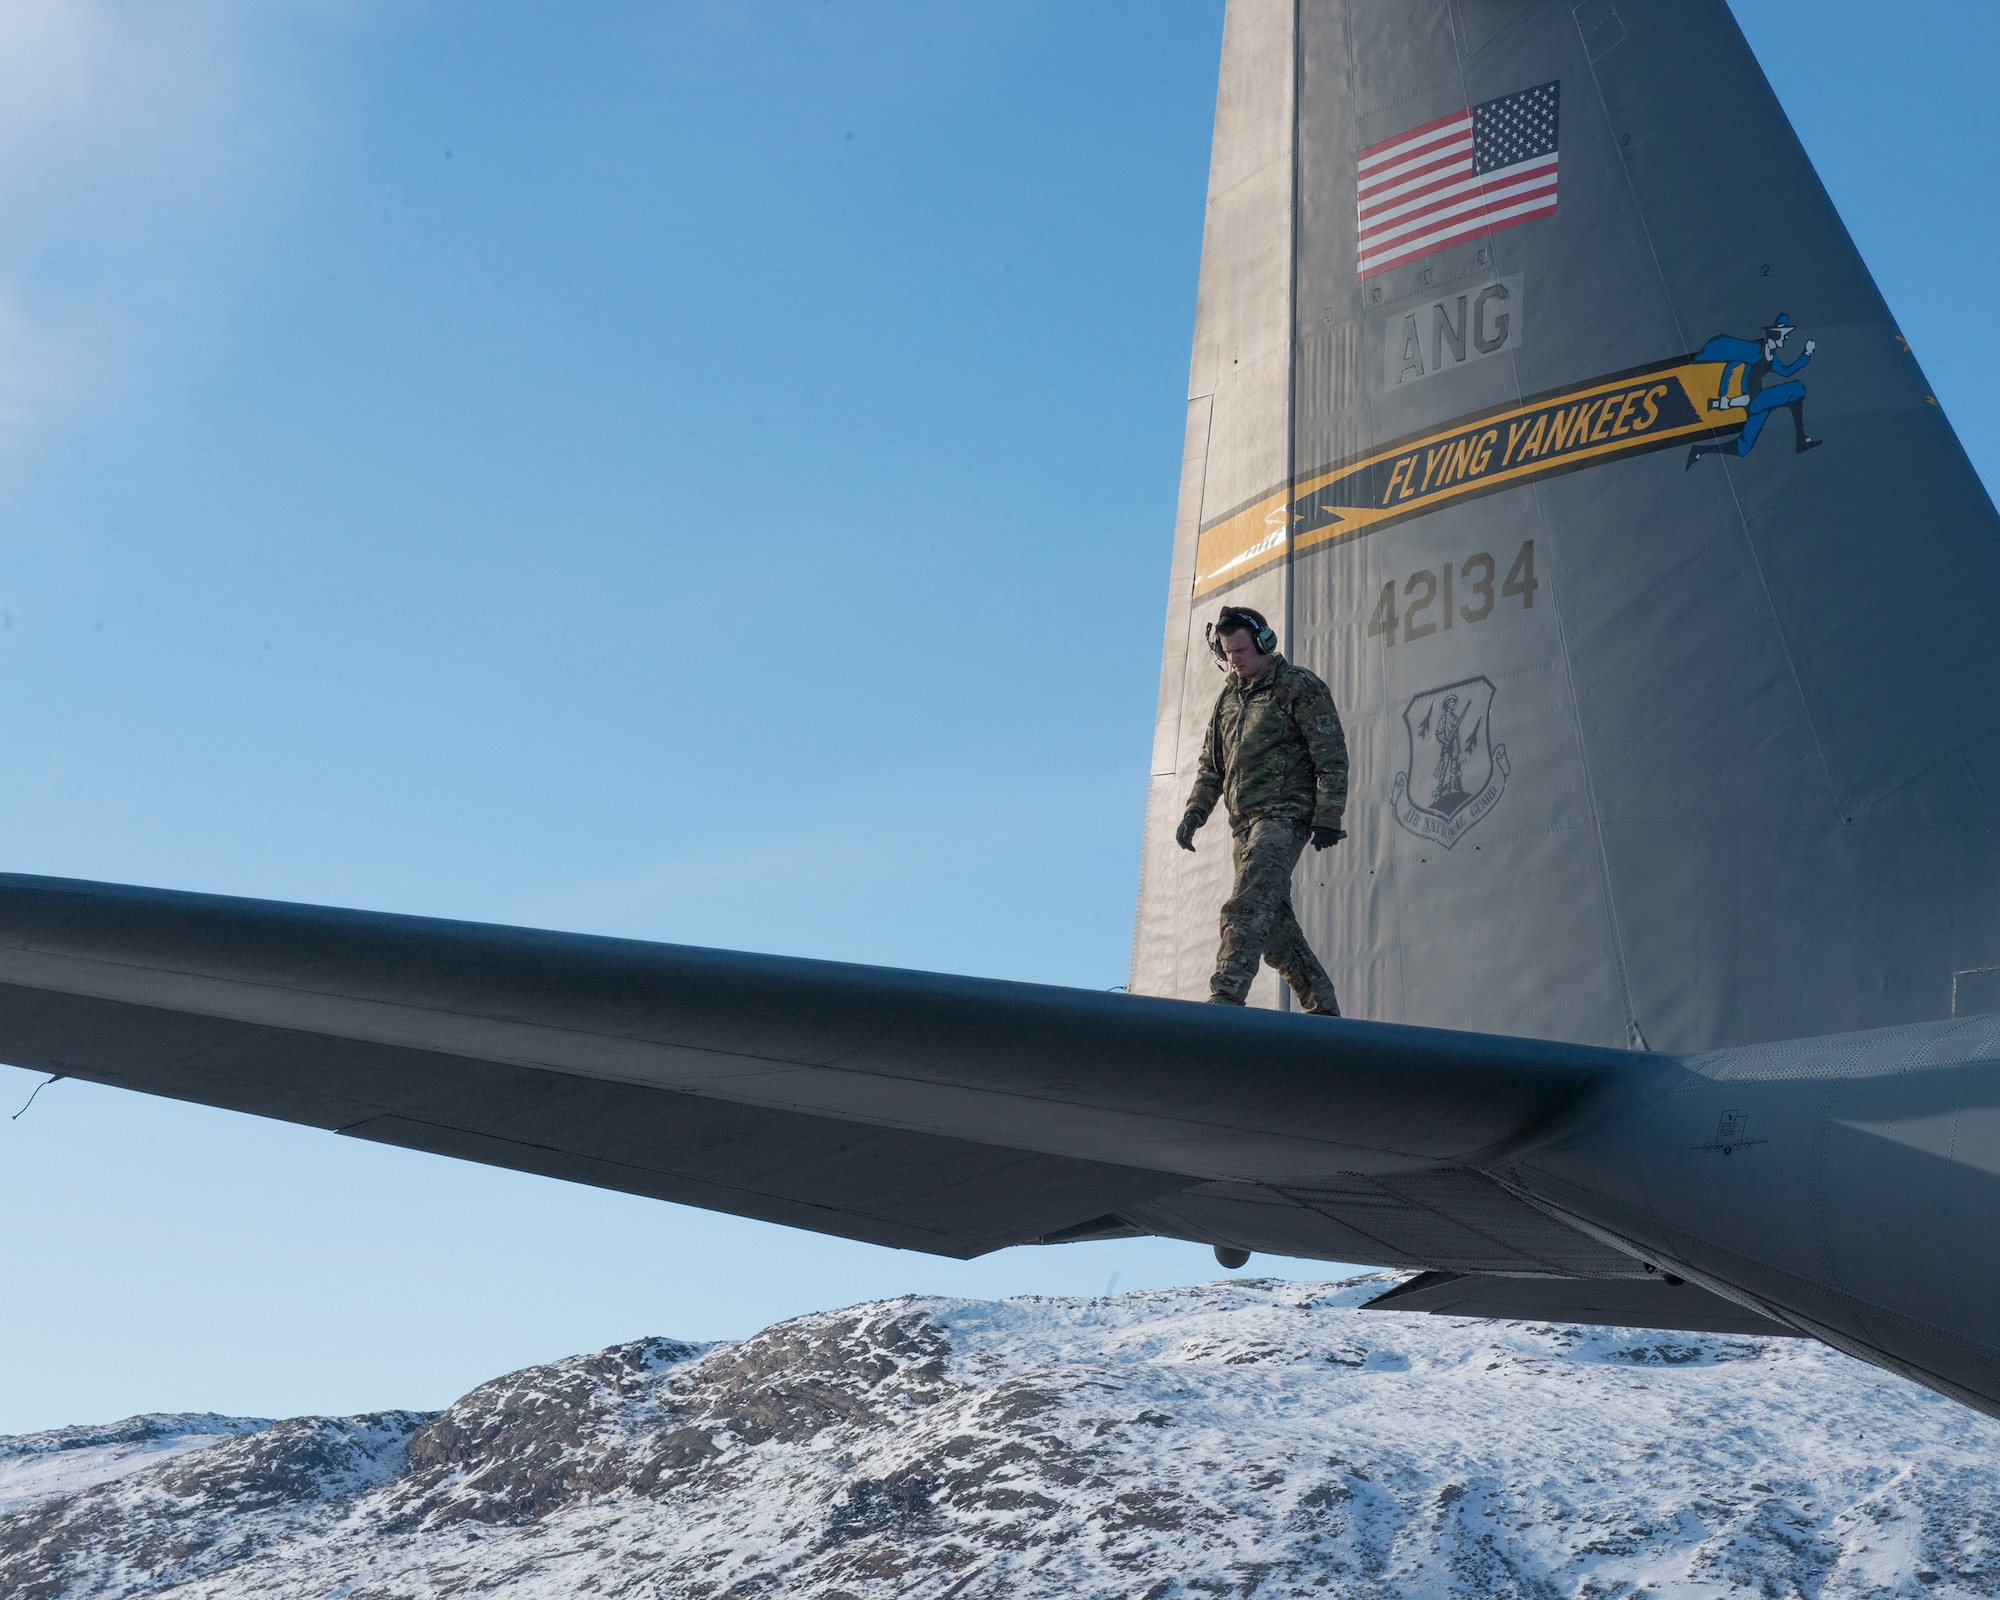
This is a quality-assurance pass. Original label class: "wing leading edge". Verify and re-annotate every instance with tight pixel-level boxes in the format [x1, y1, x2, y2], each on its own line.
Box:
[0, 873, 1635, 1264]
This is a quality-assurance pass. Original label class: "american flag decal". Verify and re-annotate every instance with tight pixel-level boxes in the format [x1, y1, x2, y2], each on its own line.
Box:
[1356, 81, 1559, 280]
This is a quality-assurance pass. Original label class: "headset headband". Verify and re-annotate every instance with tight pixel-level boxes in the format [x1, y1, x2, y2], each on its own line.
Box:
[1207, 606, 1278, 663]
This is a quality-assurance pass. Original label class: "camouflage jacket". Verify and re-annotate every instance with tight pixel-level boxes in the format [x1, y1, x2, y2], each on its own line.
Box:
[1186, 656, 1349, 830]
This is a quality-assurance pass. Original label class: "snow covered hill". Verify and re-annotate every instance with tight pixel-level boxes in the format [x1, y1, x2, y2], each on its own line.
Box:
[3, 1275, 1997, 1598]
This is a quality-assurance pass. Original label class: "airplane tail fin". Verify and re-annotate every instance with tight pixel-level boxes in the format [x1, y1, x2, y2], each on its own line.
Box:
[1132, 0, 2000, 1051]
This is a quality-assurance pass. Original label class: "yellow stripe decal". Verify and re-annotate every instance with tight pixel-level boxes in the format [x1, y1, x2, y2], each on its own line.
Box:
[1192, 358, 1740, 597]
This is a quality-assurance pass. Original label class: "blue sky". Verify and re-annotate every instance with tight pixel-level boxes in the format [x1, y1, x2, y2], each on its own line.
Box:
[0, 0, 1992, 1435]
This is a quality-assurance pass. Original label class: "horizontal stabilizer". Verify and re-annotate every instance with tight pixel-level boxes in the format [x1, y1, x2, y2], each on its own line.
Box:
[0, 874, 1635, 1259]
[1362, 1269, 1802, 1338]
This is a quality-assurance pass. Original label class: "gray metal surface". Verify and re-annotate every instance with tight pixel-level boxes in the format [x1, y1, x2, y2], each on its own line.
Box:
[1361, 1269, 1802, 1338]
[1131, 0, 2000, 1056]
[1508, 1014, 2000, 1416]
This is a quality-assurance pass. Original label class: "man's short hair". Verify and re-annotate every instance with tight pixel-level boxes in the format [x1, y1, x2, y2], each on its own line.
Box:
[1216, 606, 1270, 640]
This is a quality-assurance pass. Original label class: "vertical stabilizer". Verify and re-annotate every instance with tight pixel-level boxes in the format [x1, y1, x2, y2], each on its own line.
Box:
[1133, 0, 2000, 1052]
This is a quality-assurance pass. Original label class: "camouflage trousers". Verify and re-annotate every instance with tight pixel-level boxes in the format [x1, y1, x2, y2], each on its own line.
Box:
[1208, 816, 1340, 1013]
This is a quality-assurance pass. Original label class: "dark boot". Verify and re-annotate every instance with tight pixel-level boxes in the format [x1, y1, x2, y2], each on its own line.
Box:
[1787, 400, 1822, 453]
[1685, 439, 1732, 468]
[1291, 976, 1340, 1016]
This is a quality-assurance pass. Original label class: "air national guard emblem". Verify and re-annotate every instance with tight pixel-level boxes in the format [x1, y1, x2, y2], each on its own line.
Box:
[1391, 676, 1509, 849]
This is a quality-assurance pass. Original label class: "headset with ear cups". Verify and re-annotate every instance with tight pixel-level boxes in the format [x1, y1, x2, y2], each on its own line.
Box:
[1206, 605, 1278, 664]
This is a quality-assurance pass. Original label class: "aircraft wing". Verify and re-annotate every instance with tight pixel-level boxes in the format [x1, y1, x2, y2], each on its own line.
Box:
[0, 873, 1637, 1265]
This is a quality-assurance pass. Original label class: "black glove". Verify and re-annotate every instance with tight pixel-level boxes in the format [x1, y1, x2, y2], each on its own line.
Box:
[1311, 823, 1346, 851]
[1175, 810, 1203, 852]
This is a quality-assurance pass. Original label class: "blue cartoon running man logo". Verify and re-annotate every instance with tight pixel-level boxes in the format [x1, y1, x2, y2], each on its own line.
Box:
[1685, 311, 1824, 468]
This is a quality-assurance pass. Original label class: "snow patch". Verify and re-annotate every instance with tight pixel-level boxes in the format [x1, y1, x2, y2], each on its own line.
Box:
[0, 1412, 270, 1510]
[3, 1275, 1996, 1597]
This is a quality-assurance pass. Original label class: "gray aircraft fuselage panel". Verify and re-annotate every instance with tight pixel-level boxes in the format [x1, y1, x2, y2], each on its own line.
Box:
[1134, 0, 2000, 1059]
[1506, 1015, 2000, 1412]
